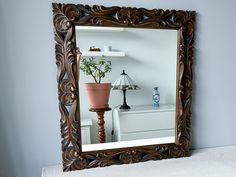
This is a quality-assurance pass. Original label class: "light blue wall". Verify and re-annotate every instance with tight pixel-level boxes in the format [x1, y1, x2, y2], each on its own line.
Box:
[0, 0, 236, 177]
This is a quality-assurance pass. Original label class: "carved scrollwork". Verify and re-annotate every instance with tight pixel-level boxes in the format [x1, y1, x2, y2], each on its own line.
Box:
[169, 145, 184, 157]
[52, 3, 195, 171]
[117, 8, 142, 24]
[119, 151, 132, 163]
[58, 80, 77, 105]
[131, 150, 142, 162]
[53, 3, 81, 31]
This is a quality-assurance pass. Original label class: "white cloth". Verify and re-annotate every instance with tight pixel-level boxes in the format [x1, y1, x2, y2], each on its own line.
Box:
[42, 145, 236, 177]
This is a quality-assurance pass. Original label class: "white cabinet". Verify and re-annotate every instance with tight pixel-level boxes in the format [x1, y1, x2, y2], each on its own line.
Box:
[81, 119, 92, 145]
[113, 105, 175, 141]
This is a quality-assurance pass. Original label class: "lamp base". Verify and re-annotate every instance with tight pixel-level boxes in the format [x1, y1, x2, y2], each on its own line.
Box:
[120, 104, 130, 109]
[119, 89, 131, 109]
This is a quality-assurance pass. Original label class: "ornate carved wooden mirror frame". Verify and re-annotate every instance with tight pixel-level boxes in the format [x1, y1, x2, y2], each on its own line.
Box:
[52, 3, 195, 171]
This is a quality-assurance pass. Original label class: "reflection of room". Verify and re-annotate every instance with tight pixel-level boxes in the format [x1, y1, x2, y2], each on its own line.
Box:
[76, 26, 178, 145]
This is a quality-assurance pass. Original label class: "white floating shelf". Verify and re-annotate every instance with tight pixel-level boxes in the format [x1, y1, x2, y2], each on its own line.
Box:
[81, 51, 125, 57]
[76, 26, 124, 32]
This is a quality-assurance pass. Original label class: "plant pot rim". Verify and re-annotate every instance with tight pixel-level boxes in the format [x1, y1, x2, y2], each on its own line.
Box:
[84, 83, 112, 90]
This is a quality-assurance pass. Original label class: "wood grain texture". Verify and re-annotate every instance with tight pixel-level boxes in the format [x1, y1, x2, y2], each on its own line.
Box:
[89, 107, 111, 143]
[52, 3, 195, 171]
[97, 111, 106, 143]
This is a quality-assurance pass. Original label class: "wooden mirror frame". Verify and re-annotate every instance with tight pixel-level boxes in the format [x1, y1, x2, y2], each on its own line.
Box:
[52, 3, 195, 172]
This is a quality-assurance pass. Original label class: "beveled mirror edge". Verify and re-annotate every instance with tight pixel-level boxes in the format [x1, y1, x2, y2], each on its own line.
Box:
[52, 3, 195, 171]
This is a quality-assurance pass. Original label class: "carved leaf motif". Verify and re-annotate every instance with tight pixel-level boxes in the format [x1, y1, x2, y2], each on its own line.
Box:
[169, 145, 185, 157]
[116, 8, 142, 24]
[119, 151, 132, 163]
[132, 150, 142, 162]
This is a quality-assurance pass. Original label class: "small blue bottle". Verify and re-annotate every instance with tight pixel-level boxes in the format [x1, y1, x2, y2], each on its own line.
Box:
[153, 87, 160, 108]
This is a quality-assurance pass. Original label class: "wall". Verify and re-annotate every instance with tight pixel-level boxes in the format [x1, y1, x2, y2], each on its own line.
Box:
[0, 0, 236, 177]
[77, 28, 177, 144]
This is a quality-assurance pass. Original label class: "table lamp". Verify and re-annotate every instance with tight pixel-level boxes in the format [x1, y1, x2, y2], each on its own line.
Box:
[112, 70, 140, 109]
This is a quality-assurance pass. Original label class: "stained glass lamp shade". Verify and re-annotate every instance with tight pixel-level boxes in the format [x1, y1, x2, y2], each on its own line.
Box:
[112, 70, 140, 109]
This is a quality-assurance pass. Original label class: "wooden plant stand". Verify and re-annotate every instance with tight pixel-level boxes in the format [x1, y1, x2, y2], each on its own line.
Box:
[89, 107, 111, 143]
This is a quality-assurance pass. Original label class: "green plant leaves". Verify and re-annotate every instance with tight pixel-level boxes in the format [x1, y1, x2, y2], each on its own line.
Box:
[80, 56, 112, 83]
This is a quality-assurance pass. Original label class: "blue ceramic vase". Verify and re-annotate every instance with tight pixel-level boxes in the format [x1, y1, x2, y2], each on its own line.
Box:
[153, 87, 160, 108]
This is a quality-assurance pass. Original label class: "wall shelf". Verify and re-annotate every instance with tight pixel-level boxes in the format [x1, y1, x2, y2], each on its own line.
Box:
[76, 26, 124, 32]
[81, 51, 125, 57]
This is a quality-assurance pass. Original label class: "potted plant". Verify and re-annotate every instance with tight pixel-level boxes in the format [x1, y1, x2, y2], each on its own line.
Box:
[80, 56, 112, 109]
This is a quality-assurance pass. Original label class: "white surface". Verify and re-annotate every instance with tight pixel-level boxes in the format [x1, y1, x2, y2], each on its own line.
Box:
[81, 51, 125, 57]
[82, 136, 175, 152]
[119, 129, 175, 141]
[113, 105, 175, 141]
[117, 111, 175, 132]
[41, 145, 236, 177]
[81, 119, 92, 144]
[81, 127, 91, 145]
[81, 119, 92, 126]
[76, 26, 124, 32]
[118, 104, 175, 114]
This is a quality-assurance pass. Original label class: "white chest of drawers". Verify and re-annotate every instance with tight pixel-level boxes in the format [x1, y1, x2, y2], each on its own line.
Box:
[81, 119, 92, 145]
[113, 105, 175, 141]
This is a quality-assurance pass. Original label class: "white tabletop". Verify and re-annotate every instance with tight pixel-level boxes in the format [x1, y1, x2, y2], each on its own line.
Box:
[42, 145, 236, 177]
[116, 104, 175, 114]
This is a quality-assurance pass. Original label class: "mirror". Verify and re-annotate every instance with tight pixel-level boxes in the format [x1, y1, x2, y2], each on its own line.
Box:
[52, 3, 195, 171]
[76, 27, 178, 151]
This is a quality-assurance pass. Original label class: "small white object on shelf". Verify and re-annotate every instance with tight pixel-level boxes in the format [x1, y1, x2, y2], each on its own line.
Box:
[104, 46, 112, 52]
[81, 51, 125, 57]
[76, 26, 124, 32]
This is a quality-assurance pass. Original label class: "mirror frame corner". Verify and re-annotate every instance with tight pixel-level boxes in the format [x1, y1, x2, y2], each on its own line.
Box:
[52, 2, 196, 172]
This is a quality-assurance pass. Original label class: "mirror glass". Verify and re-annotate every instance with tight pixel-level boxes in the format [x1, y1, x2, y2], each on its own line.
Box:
[76, 26, 178, 152]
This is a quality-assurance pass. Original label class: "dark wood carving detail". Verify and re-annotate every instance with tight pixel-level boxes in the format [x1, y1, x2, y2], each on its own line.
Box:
[52, 3, 195, 171]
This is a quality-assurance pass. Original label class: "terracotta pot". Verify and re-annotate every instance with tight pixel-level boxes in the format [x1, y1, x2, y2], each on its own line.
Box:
[84, 83, 112, 109]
